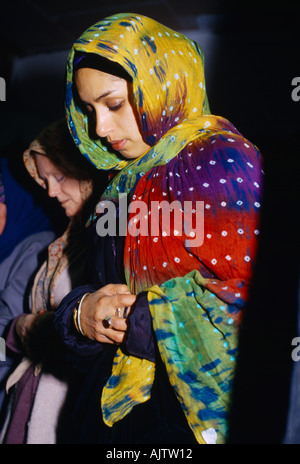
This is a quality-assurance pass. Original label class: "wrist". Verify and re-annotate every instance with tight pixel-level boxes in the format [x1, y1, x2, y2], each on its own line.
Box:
[73, 293, 90, 337]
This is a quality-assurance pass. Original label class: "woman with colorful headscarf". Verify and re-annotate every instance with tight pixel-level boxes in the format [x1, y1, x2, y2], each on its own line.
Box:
[0, 119, 107, 444]
[54, 13, 263, 444]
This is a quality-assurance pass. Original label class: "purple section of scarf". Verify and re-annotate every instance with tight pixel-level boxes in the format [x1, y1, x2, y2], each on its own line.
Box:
[3, 365, 40, 444]
[3, 317, 41, 444]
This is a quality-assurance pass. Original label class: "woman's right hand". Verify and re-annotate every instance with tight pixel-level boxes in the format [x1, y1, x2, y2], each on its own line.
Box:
[79, 284, 137, 345]
[15, 313, 40, 345]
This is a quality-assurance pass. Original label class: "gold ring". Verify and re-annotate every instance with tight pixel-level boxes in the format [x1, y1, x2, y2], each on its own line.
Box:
[115, 308, 122, 318]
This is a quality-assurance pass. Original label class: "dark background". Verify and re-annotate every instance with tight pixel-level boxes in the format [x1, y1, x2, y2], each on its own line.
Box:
[0, 0, 299, 443]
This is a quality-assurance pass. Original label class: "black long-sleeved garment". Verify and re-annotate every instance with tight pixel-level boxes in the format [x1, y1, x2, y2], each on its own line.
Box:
[53, 214, 196, 444]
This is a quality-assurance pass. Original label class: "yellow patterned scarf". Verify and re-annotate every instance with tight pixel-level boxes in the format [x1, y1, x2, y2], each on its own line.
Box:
[65, 13, 210, 177]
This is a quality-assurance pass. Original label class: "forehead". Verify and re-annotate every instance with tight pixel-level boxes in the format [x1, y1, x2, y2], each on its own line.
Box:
[75, 68, 125, 97]
[35, 154, 58, 173]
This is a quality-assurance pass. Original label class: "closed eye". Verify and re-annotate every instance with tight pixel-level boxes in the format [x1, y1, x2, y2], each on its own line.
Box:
[108, 102, 123, 112]
[85, 104, 94, 114]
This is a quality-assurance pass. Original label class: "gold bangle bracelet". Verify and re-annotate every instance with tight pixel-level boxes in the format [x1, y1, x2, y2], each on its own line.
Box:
[73, 293, 91, 337]
[77, 293, 90, 337]
[73, 306, 80, 333]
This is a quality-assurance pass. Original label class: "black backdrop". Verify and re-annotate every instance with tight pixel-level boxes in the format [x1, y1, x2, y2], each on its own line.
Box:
[0, 0, 299, 444]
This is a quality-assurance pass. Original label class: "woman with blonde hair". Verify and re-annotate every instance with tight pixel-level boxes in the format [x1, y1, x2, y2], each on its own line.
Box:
[1, 119, 107, 444]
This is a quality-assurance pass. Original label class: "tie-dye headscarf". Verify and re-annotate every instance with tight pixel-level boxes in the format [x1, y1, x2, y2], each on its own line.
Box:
[65, 13, 263, 444]
[65, 13, 213, 196]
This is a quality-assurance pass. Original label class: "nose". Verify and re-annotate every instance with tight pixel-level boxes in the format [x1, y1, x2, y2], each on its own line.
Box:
[47, 177, 60, 198]
[94, 108, 112, 139]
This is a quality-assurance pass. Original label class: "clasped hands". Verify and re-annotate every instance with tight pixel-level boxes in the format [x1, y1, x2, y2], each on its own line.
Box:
[79, 284, 137, 345]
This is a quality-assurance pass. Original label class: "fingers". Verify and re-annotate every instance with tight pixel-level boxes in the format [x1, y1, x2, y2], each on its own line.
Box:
[79, 288, 136, 345]
[98, 315, 128, 344]
[114, 306, 130, 318]
[94, 294, 135, 344]
[96, 283, 132, 297]
[15, 314, 39, 343]
[100, 293, 136, 314]
[89, 314, 128, 344]
[15, 315, 27, 340]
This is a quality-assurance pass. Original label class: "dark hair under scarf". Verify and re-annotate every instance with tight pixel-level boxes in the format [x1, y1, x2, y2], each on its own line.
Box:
[73, 52, 132, 81]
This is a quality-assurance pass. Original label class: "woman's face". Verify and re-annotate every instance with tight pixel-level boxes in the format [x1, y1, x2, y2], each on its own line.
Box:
[35, 154, 84, 218]
[75, 68, 150, 159]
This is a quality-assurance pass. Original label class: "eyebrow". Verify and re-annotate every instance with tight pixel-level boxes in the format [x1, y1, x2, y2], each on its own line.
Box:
[95, 90, 115, 101]
[81, 88, 118, 107]
[96, 84, 122, 102]
[30, 149, 46, 157]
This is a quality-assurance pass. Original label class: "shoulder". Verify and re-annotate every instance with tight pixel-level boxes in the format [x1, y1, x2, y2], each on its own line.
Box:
[166, 117, 264, 192]
[188, 117, 262, 169]
[134, 117, 264, 204]
[7, 231, 55, 261]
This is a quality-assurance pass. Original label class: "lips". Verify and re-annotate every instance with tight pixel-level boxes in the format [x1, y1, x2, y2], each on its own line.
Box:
[60, 199, 69, 207]
[110, 139, 127, 151]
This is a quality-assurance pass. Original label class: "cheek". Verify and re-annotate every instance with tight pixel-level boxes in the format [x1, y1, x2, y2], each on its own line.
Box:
[74, 188, 84, 205]
[123, 106, 142, 138]
[65, 191, 84, 218]
[64, 181, 83, 204]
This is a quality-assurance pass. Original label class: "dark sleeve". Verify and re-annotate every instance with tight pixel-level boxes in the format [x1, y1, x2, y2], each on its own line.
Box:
[54, 285, 156, 362]
[53, 283, 103, 357]
[125, 292, 156, 362]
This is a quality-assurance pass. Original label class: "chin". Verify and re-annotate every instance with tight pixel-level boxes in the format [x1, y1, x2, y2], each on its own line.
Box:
[122, 150, 144, 160]
[65, 206, 82, 219]
[64, 208, 73, 218]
